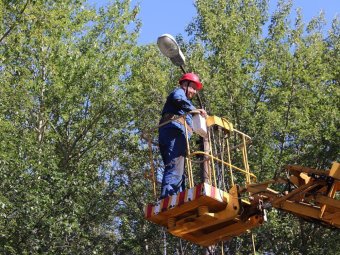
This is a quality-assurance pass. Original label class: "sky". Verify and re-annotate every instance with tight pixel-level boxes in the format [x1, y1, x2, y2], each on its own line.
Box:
[88, 0, 340, 45]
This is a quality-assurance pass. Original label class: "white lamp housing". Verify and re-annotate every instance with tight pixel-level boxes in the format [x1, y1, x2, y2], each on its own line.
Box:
[157, 34, 185, 66]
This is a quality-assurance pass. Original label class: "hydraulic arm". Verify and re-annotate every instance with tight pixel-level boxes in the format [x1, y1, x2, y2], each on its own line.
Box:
[248, 162, 340, 228]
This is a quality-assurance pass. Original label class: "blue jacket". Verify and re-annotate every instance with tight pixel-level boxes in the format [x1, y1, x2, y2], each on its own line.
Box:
[160, 87, 196, 133]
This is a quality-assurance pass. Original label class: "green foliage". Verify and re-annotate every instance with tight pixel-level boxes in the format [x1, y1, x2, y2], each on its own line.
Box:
[126, 0, 339, 254]
[0, 0, 140, 253]
[1, 0, 339, 254]
[177, 0, 339, 253]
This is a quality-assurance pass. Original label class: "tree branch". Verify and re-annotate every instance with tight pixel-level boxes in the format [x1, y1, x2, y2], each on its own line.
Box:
[0, 0, 30, 44]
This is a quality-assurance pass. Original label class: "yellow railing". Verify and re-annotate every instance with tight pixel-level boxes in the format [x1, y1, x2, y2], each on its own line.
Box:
[142, 113, 257, 199]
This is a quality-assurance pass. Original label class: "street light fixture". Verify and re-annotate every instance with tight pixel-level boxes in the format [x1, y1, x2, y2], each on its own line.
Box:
[157, 34, 186, 71]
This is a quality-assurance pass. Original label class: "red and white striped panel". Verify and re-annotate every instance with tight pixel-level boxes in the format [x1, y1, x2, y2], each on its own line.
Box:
[145, 183, 224, 218]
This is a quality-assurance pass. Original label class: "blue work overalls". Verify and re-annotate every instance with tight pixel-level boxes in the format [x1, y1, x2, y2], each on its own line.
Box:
[159, 88, 196, 199]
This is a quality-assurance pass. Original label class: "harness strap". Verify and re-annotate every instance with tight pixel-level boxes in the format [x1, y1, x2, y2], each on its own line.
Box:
[159, 113, 193, 134]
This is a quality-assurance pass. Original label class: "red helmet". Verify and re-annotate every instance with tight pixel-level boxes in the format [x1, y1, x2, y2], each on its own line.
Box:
[179, 73, 203, 90]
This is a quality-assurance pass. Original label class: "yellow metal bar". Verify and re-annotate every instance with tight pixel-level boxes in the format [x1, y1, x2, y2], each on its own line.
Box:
[323, 212, 340, 223]
[208, 129, 217, 187]
[184, 121, 194, 188]
[242, 135, 251, 184]
[192, 215, 263, 247]
[285, 165, 331, 178]
[226, 138, 235, 186]
[233, 128, 252, 140]
[185, 157, 193, 188]
[251, 232, 256, 255]
[241, 143, 248, 186]
[280, 200, 320, 219]
[273, 182, 322, 207]
[206, 115, 234, 131]
[316, 194, 340, 209]
[220, 130, 226, 191]
[147, 138, 157, 198]
[207, 136, 212, 184]
[319, 183, 336, 218]
[329, 161, 340, 179]
[189, 151, 257, 180]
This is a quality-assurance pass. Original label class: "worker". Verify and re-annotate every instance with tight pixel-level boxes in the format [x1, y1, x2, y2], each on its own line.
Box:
[158, 72, 207, 199]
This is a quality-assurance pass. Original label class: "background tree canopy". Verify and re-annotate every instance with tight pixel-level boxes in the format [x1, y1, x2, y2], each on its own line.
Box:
[0, 0, 339, 254]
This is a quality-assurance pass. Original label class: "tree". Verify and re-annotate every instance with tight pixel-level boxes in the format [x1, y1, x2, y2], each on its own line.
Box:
[126, 0, 339, 253]
[0, 0, 140, 253]
[182, 0, 340, 254]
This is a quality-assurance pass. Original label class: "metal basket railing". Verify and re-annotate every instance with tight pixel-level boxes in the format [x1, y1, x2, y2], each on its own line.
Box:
[141, 113, 257, 199]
